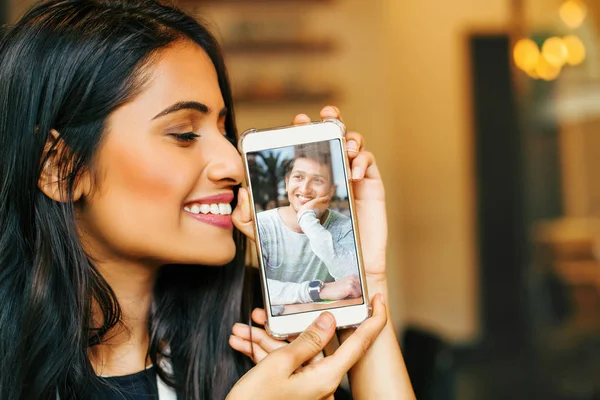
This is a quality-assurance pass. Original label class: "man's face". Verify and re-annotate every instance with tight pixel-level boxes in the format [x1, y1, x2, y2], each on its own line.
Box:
[285, 157, 335, 212]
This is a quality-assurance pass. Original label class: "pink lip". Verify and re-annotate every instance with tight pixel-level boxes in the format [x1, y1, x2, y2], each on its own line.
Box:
[186, 212, 233, 229]
[183, 192, 235, 230]
[185, 192, 235, 206]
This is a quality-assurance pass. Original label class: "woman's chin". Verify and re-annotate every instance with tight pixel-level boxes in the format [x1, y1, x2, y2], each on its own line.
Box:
[159, 240, 237, 267]
[187, 242, 237, 266]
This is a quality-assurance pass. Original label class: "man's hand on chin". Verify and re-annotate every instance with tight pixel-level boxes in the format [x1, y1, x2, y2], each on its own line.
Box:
[297, 195, 331, 221]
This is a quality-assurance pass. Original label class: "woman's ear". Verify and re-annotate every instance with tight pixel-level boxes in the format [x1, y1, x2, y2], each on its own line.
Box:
[38, 129, 90, 202]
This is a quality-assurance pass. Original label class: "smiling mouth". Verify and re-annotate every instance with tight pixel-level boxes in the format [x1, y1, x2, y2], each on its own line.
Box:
[184, 202, 232, 215]
[183, 202, 233, 230]
[296, 195, 314, 204]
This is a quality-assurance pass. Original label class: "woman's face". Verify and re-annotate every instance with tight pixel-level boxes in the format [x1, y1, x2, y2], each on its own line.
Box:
[78, 40, 243, 267]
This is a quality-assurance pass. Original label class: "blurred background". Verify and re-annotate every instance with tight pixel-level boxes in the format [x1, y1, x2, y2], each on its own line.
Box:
[5, 0, 600, 398]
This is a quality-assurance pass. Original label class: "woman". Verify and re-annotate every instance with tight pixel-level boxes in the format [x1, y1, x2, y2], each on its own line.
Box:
[0, 0, 414, 399]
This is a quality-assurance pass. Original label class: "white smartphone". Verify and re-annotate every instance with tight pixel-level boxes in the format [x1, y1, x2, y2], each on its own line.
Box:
[238, 118, 371, 339]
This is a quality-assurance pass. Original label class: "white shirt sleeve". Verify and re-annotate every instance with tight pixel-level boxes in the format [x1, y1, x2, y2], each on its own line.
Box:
[267, 278, 312, 305]
[297, 210, 358, 280]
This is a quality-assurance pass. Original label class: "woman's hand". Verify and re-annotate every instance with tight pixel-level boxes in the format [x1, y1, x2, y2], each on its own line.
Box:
[226, 295, 388, 400]
[229, 307, 290, 365]
[232, 106, 389, 286]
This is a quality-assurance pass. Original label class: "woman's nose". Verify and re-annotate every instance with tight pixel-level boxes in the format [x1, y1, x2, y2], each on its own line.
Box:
[205, 135, 244, 186]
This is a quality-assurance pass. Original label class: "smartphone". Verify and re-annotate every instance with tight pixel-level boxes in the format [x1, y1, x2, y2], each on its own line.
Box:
[238, 118, 371, 339]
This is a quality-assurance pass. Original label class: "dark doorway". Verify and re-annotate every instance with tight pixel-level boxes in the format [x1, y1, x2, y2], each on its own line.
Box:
[0, 1, 7, 26]
[470, 34, 529, 349]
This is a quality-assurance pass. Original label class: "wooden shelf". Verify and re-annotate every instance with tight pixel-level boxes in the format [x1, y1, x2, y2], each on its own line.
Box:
[183, 0, 332, 5]
[223, 39, 335, 55]
[234, 91, 337, 106]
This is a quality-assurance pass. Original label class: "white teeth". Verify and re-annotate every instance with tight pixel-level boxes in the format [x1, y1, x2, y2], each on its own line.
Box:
[218, 203, 231, 215]
[185, 202, 232, 216]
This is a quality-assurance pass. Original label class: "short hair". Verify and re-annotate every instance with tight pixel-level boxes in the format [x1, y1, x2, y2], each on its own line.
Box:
[285, 142, 334, 185]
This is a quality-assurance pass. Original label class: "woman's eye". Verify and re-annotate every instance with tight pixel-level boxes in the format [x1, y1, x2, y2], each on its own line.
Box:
[168, 132, 200, 143]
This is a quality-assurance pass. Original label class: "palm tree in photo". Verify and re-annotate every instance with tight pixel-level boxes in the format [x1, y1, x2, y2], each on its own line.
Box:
[253, 151, 291, 208]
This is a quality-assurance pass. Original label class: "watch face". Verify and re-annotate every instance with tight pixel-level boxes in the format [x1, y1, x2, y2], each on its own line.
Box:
[309, 280, 321, 289]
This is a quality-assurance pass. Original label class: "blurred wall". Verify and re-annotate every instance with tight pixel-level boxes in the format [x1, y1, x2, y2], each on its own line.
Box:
[382, 0, 510, 343]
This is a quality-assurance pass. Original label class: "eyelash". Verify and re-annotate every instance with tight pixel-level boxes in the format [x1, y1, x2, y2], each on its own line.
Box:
[169, 132, 200, 142]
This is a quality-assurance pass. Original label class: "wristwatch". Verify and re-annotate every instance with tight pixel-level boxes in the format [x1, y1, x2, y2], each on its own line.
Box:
[308, 280, 324, 302]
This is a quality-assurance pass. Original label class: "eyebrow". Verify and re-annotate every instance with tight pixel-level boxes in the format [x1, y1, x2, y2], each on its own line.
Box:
[292, 169, 327, 179]
[152, 101, 227, 120]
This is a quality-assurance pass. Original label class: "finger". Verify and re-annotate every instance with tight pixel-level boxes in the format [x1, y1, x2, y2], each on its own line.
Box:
[251, 308, 267, 326]
[320, 105, 344, 123]
[232, 187, 255, 240]
[267, 312, 336, 373]
[321, 294, 387, 375]
[232, 323, 288, 354]
[293, 114, 311, 125]
[229, 335, 269, 363]
[302, 195, 330, 209]
[345, 131, 364, 160]
[350, 151, 381, 182]
[315, 195, 331, 205]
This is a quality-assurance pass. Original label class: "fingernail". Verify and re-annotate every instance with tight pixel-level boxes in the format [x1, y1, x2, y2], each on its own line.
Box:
[352, 167, 363, 180]
[346, 140, 358, 153]
[323, 106, 335, 114]
[377, 293, 385, 305]
[316, 313, 334, 330]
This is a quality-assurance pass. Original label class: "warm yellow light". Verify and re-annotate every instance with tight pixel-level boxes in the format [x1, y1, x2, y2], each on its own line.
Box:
[542, 37, 569, 67]
[559, 0, 587, 29]
[535, 56, 562, 81]
[513, 38, 540, 72]
[563, 34, 586, 66]
[525, 65, 540, 80]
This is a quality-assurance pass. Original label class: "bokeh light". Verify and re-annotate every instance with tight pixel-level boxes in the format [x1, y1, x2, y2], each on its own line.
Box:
[559, 0, 588, 29]
[563, 34, 586, 65]
[542, 37, 569, 67]
[514, 38, 540, 72]
[535, 56, 562, 81]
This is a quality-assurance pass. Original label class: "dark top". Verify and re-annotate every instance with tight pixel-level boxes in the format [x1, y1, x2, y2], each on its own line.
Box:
[90, 366, 159, 399]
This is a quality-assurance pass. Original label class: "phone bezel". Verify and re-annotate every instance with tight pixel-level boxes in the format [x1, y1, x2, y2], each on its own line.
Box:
[239, 119, 371, 338]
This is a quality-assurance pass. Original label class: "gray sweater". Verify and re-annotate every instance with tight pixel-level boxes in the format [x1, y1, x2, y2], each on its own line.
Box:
[257, 208, 359, 305]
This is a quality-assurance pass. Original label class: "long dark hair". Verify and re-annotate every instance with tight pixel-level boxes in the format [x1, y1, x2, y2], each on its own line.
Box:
[0, 1, 251, 398]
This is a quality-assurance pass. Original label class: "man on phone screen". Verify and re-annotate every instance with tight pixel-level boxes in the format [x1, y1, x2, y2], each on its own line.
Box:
[257, 144, 361, 310]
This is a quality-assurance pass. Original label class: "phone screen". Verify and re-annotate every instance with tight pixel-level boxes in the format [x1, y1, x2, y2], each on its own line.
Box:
[248, 139, 364, 316]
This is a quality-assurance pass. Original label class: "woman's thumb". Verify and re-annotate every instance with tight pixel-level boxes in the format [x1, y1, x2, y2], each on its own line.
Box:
[279, 312, 336, 372]
[232, 187, 255, 240]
